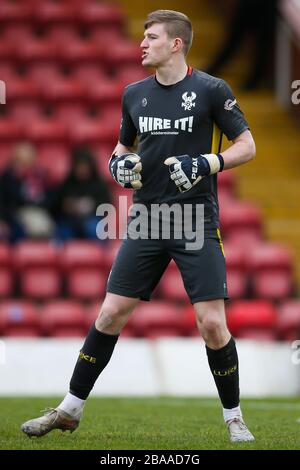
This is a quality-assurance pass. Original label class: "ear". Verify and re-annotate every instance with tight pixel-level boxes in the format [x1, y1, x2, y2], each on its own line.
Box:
[172, 37, 183, 53]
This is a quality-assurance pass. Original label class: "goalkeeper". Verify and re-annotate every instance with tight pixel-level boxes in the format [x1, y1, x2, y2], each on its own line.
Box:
[21, 9, 256, 443]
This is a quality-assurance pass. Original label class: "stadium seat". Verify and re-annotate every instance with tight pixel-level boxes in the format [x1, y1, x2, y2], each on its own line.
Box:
[15, 39, 58, 63]
[237, 329, 277, 341]
[86, 80, 123, 105]
[277, 300, 300, 340]
[0, 243, 12, 267]
[40, 300, 85, 337]
[0, 301, 40, 336]
[76, 2, 124, 26]
[61, 241, 106, 271]
[28, 62, 64, 84]
[246, 243, 293, 272]
[20, 267, 61, 300]
[159, 267, 188, 302]
[104, 42, 142, 66]
[226, 300, 277, 337]
[252, 270, 294, 300]
[104, 241, 122, 270]
[41, 78, 85, 103]
[73, 63, 106, 83]
[0, 2, 32, 22]
[2, 24, 35, 44]
[14, 241, 59, 270]
[220, 202, 262, 238]
[33, 1, 75, 24]
[0, 268, 14, 298]
[10, 101, 44, 122]
[67, 268, 106, 301]
[37, 143, 70, 183]
[0, 120, 24, 141]
[46, 24, 80, 44]
[24, 119, 68, 143]
[218, 170, 236, 194]
[128, 301, 186, 338]
[227, 268, 248, 299]
[60, 40, 103, 64]
[0, 143, 13, 173]
[69, 119, 118, 146]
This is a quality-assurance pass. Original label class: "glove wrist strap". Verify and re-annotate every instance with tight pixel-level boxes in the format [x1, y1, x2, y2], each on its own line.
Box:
[202, 153, 224, 174]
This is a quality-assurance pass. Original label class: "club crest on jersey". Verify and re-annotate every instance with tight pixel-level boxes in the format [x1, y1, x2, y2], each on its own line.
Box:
[181, 91, 196, 111]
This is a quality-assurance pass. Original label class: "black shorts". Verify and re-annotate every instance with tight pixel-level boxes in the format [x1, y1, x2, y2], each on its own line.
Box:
[107, 228, 229, 304]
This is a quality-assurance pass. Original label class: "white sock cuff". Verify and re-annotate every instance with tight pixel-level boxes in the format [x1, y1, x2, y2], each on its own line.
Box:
[58, 392, 85, 418]
[223, 405, 242, 423]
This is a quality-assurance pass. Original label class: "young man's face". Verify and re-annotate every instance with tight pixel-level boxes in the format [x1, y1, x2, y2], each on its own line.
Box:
[140, 22, 176, 68]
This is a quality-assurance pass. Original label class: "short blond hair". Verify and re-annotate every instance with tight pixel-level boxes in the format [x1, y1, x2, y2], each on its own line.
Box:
[144, 10, 193, 56]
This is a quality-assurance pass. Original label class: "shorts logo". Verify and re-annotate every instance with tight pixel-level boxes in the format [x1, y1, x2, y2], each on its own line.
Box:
[142, 98, 147, 107]
[224, 98, 237, 111]
[181, 91, 196, 111]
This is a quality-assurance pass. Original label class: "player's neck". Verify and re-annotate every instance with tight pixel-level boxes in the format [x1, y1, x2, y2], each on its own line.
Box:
[155, 60, 188, 86]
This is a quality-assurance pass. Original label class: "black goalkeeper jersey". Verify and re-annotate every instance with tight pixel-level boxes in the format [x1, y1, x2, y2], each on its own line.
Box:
[119, 67, 249, 227]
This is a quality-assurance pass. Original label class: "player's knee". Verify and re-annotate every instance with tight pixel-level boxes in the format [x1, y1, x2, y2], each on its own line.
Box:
[198, 311, 225, 335]
[95, 302, 131, 331]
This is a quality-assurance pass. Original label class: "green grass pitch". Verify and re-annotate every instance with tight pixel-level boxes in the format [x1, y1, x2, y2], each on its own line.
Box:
[0, 397, 299, 450]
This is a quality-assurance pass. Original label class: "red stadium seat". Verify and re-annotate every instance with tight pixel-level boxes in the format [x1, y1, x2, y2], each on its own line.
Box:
[16, 39, 58, 63]
[0, 268, 14, 298]
[227, 269, 248, 299]
[0, 243, 12, 267]
[77, 2, 124, 26]
[0, 144, 13, 173]
[41, 78, 85, 103]
[159, 267, 188, 302]
[104, 42, 141, 66]
[67, 268, 106, 301]
[0, 120, 24, 141]
[86, 80, 123, 105]
[252, 270, 294, 300]
[128, 301, 186, 338]
[56, 103, 90, 126]
[28, 62, 63, 84]
[0, 2, 32, 22]
[14, 241, 59, 270]
[20, 267, 61, 300]
[237, 329, 277, 341]
[104, 241, 122, 270]
[24, 119, 68, 143]
[2, 24, 35, 44]
[277, 300, 300, 340]
[60, 40, 103, 64]
[46, 24, 79, 44]
[34, 1, 75, 24]
[73, 64, 106, 84]
[246, 243, 293, 272]
[0, 301, 40, 336]
[226, 300, 277, 337]
[10, 101, 44, 122]
[61, 241, 106, 271]
[37, 143, 70, 183]
[41, 300, 85, 337]
[69, 119, 118, 146]
[220, 202, 262, 238]
[217, 170, 236, 194]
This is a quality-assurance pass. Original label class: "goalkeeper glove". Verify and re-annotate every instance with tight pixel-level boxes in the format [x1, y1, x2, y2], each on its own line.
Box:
[109, 153, 142, 189]
[164, 153, 224, 193]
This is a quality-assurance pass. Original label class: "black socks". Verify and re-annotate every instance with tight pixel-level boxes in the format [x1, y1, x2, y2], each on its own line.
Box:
[70, 324, 119, 400]
[206, 337, 239, 409]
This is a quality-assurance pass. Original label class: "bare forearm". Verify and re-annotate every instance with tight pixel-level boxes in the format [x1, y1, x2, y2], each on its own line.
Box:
[220, 130, 256, 170]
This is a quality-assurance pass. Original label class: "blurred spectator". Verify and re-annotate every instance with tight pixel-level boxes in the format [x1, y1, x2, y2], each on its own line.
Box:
[0, 142, 55, 241]
[205, 0, 278, 90]
[53, 147, 111, 242]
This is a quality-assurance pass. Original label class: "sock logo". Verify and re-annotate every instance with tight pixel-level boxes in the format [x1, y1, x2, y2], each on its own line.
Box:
[213, 364, 237, 376]
[79, 350, 96, 364]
